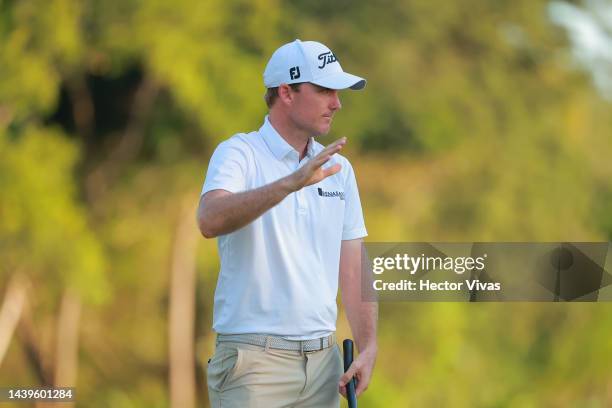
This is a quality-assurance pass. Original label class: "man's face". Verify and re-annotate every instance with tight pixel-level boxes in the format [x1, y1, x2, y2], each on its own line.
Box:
[287, 83, 342, 137]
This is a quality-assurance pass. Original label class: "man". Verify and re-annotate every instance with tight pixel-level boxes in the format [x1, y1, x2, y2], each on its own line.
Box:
[197, 39, 377, 407]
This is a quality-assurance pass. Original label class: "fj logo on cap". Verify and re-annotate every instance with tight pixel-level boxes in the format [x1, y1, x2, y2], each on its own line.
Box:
[317, 52, 338, 69]
[289, 66, 301, 80]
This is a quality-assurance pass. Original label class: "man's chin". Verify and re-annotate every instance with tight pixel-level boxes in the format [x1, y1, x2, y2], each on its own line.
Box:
[317, 124, 332, 137]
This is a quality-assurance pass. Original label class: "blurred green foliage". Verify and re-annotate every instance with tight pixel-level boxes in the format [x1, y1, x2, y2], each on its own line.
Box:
[1, 0, 612, 406]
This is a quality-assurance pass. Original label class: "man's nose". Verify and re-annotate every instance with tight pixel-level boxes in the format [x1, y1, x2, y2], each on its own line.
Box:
[330, 91, 342, 111]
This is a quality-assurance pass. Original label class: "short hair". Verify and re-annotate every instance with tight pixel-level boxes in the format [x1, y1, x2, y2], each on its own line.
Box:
[264, 83, 302, 108]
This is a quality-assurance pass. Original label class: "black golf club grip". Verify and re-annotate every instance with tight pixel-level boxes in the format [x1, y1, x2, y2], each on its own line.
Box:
[343, 339, 358, 408]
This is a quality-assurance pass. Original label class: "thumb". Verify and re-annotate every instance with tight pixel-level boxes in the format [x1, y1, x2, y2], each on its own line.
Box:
[338, 363, 357, 387]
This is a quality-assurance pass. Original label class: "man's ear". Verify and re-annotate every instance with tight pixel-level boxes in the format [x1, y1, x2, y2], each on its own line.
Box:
[278, 84, 294, 105]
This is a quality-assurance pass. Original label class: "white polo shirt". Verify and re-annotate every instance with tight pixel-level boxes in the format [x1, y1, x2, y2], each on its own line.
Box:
[201, 115, 367, 340]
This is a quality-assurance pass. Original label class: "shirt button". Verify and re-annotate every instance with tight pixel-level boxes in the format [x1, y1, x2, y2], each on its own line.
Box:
[298, 207, 307, 214]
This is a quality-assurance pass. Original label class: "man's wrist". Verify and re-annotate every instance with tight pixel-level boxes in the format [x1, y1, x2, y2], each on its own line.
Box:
[358, 342, 378, 356]
[278, 174, 299, 194]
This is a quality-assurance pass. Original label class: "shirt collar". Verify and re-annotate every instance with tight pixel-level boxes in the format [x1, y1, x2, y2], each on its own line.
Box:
[260, 115, 316, 160]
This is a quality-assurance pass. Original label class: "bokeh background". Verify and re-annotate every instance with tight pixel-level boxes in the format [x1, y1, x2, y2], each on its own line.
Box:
[1, 0, 612, 406]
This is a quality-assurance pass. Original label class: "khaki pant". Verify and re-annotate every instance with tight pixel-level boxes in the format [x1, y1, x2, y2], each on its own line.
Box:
[206, 340, 343, 408]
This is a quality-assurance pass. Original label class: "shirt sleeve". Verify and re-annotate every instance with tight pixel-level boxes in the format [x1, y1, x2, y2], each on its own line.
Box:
[342, 159, 368, 240]
[201, 137, 250, 196]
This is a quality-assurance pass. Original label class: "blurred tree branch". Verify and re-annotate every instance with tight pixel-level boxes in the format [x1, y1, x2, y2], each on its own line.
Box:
[66, 74, 95, 145]
[169, 198, 199, 408]
[0, 274, 28, 368]
[85, 74, 160, 199]
[54, 289, 81, 387]
[17, 296, 54, 386]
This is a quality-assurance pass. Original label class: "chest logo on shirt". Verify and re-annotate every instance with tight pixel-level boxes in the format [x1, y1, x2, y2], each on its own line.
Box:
[318, 187, 345, 200]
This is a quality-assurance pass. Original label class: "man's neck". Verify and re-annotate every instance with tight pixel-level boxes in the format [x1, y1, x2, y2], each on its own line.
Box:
[268, 111, 310, 161]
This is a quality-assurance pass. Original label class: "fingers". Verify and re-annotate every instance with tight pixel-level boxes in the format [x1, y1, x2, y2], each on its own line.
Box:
[309, 137, 346, 171]
[338, 358, 372, 398]
[297, 137, 347, 189]
[338, 366, 356, 388]
[318, 137, 346, 160]
[322, 163, 342, 178]
[326, 136, 347, 151]
[338, 362, 358, 392]
[338, 367, 357, 399]
[355, 374, 368, 397]
[312, 154, 333, 169]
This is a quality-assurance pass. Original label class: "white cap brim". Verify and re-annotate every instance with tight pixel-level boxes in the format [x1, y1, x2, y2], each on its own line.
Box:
[311, 72, 366, 90]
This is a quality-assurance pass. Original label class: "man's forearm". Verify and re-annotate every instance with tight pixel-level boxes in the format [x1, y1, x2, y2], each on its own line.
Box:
[340, 240, 378, 353]
[344, 289, 378, 354]
[199, 176, 294, 237]
[338, 240, 378, 396]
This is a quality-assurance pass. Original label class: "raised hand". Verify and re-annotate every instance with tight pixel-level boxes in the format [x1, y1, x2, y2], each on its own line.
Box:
[286, 137, 347, 192]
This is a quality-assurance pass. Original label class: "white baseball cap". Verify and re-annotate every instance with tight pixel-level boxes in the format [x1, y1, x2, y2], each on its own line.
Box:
[263, 39, 366, 90]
